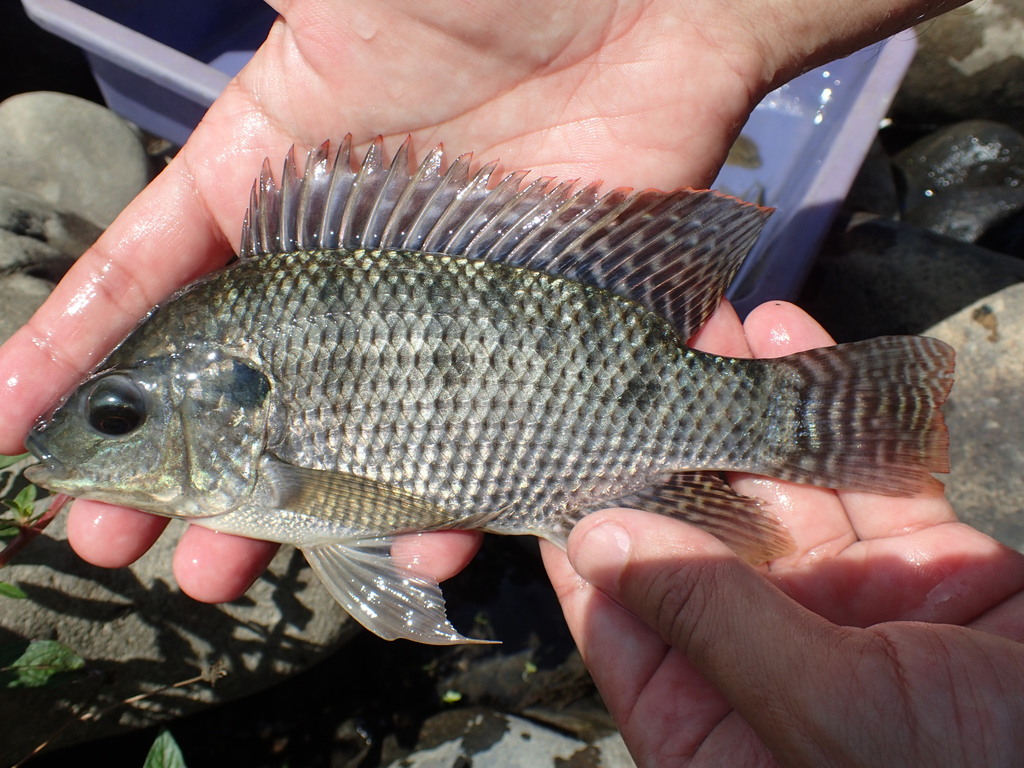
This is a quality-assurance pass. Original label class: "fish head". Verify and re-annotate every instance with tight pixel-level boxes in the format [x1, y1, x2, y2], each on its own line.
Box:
[25, 349, 273, 520]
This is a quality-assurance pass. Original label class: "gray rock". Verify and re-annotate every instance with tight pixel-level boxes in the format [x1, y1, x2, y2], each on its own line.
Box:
[798, 218, 1024, 342]
[925, 284, 1024, 552]
[0, 508, 356, 765]
[895, 0, 1024, 133]
[892, 120, 1024, 250]
[0, 185, 103, 344]
[0, 271, 53, 344]
[894, 120, 1024, 203]
[0, 184, 102, 267]
[902, 186, 1024, 253]
[384, 708, 635, 768]
[0, 91, 149, 228]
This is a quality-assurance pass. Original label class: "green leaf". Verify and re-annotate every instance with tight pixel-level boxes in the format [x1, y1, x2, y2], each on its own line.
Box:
[0, 523, 20, 540]
[0, 582, 26, 599]
[5, 484, 38, 519]
[0, 454, 28, 470]
[144, 730, 188, 768]
[441, 689, 463, 704]
[1, 639, 85, 688]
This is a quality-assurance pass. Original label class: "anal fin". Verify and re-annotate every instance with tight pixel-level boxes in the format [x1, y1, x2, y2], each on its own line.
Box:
[609, 470, 793, 563]
[302, 537, 496, 645]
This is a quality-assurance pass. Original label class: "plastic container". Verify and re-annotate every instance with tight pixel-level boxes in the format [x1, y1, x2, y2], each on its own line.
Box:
[22, 0, 916, 311]
[22, 0, 277, 147]
[717, 38, 917, 314]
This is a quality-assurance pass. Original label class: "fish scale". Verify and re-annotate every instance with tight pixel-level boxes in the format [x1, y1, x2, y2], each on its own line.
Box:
[25, 138, 954, 644]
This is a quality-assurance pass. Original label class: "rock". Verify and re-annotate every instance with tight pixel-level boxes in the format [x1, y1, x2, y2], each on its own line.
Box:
[0, 185, 102, 266]
[0, 92, 149, 228]
[383, 708, 635, 768]
[0, 271, 54, 344]
[798, 218, 1024, 342]
[843, 136, 900, 219]
[894, 120, 1024, 203]
[925, 283, 1024, 552]
[0, 185, 103, 344]
[895, 0, 1024, 133]
[902, 186, 1024, 254]
[0, 508, 356, 765]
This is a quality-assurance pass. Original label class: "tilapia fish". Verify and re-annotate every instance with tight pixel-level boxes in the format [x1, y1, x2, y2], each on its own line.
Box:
[24, 137, 955, 644]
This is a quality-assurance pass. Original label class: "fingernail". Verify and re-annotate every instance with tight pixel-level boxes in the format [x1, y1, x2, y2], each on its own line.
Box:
[571, 520, 632, 590]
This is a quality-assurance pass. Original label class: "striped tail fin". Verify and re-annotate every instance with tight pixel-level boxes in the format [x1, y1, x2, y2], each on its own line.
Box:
[766, 336, 955, 495]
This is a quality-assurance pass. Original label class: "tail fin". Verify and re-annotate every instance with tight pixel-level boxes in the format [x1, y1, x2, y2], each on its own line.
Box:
[768, 336, 954, 496]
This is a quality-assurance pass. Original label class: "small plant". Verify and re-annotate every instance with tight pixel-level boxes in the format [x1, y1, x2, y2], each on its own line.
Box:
[0, 453, 67, 568]
[0, 639, 85, 689]
[143, 730, 189, 768]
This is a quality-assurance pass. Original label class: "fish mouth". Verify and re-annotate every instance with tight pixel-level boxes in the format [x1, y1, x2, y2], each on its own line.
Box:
[23, 432, 69, 486]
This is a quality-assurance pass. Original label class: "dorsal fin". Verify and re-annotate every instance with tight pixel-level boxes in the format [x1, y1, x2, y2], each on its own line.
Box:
[240, 136, 772, 339]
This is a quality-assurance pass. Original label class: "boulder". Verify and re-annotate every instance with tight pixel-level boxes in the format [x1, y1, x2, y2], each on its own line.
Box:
[0, 92, 149, 228]
[895, 0, 1024, 134]
[925, 283, 1024, 553]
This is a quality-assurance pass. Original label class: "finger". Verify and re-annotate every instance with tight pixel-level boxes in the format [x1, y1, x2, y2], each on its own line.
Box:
[390, 529, 483, 582]
[66, 499, 170, 567]
[567, 508, 870, 763]
[780, 521, 1024, 627]
[688, 299, 752, 358]
[172, 525, 280, 603]
[542, 536, 734, 759]
[741, 300, 835, 358]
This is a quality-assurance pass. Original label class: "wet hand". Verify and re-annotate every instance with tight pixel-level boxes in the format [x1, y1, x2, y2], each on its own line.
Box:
[543, 300, 1024, 767]
[1, 0, 962, 599]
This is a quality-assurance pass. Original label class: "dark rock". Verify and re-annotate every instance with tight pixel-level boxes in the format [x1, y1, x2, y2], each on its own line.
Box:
[926, 284, 1024, 553]
[894, 0, 1024, 134]
[902, 185, 1024, 254]
[0, 92, 149, 228]
[894, 120, 1024, 208]
[799, 218, 1024, 342]
[843, 136, 900, 218]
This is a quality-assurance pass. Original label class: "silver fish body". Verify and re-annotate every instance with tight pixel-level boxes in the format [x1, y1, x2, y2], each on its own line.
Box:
[25, 138, 955, 644]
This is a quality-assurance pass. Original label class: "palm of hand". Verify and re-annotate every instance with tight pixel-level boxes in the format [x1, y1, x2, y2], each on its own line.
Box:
[0, 0, 766, 590]
[543, 301, 1024, 767]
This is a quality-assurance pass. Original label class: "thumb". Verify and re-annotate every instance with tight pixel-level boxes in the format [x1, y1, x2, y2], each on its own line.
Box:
[567, 508, 868, 757]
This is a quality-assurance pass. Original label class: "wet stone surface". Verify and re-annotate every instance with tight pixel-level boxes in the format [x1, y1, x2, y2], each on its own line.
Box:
[927, 284, 1024, 554]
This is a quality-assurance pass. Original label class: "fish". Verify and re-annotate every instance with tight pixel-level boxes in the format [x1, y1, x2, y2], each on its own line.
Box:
[24, 137, 955, 645]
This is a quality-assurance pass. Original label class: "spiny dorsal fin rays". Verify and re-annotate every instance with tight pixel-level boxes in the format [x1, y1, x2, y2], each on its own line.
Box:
[295, 142, 331, 251]
[239, 136, 773, 340]
[379, 144, 446, 248]
[415, 155, 489, 253]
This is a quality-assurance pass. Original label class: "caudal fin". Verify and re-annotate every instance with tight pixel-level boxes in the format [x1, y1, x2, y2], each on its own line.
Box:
[768, 336, 954, 496]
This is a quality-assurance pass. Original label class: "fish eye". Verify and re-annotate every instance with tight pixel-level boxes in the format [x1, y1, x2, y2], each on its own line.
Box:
[85, 375, 148, 437]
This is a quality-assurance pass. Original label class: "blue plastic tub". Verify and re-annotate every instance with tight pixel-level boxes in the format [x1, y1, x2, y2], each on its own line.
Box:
[22, 0, 915, 312]
[22, 0, 277, 147]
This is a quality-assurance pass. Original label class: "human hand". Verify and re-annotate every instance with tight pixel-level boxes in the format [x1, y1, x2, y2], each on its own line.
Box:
[543, 300, 1024, 767]
[0, 0, 964, 600]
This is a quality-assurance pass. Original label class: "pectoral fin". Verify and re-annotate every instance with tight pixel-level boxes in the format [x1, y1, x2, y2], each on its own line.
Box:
[610, 470, 794, 563]
[263, 456, 453, 534]
[302, 538, 495, 645]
